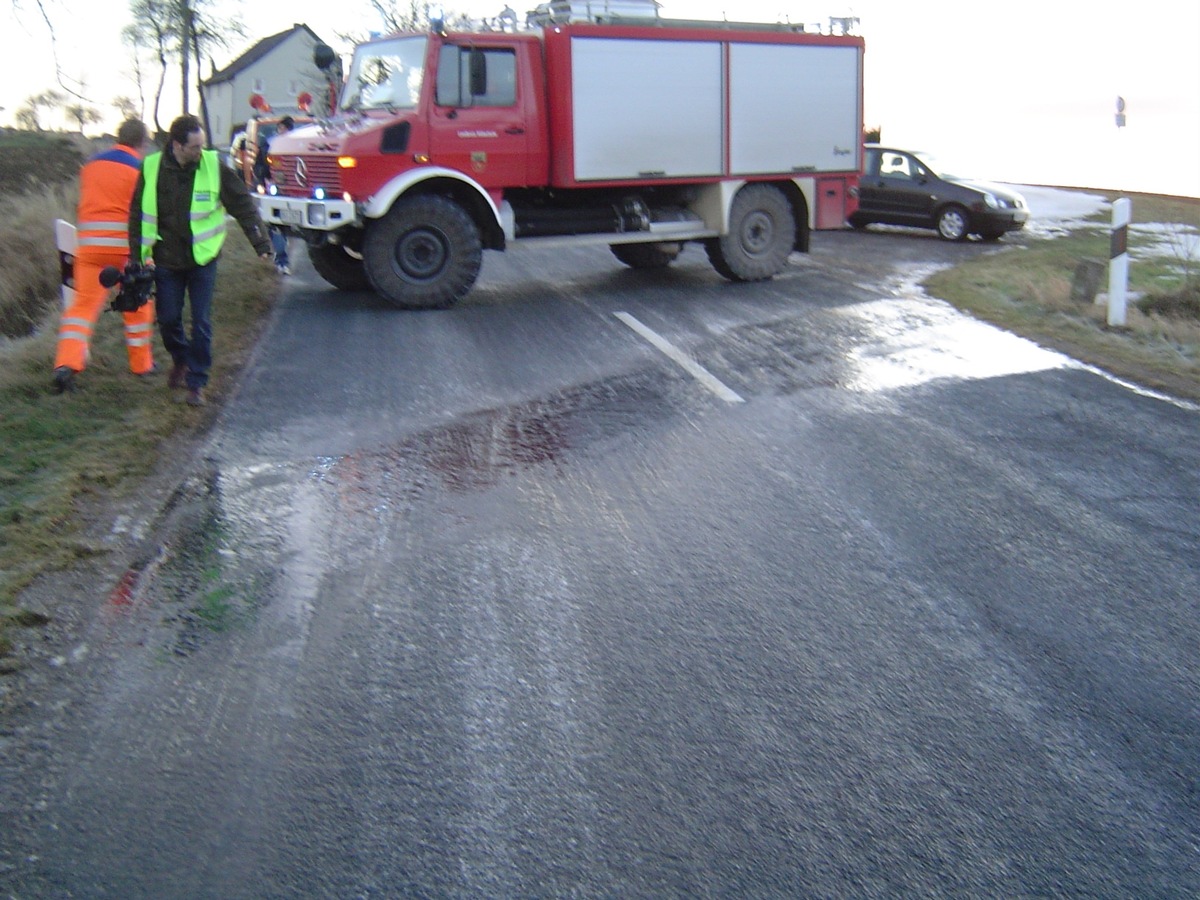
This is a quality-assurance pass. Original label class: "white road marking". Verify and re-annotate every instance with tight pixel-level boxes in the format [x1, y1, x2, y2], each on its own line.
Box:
[614, 312, 744, 404]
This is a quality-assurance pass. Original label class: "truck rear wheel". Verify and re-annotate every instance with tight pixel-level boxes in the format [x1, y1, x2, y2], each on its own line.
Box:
[611, 242, 681, 269]
[364, 195, 482, 309]
[307, 242, 370, 292]
[706, 184, 794, 282]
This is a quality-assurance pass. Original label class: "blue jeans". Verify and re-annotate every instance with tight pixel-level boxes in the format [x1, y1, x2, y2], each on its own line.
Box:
[154, 261, 218, 390]
[270, 227, 289, 267]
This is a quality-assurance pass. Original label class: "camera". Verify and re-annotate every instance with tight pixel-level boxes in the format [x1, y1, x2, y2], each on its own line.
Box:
[99, 261, 156, 313]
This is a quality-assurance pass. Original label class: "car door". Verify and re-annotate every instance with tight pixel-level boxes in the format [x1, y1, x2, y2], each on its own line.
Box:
[857, 147, 891, 221]
[429, 44, 528, 189]
[874, 150, 934, 225]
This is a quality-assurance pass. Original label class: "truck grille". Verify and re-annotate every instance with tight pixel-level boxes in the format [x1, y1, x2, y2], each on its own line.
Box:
[273, 155, 343, 198]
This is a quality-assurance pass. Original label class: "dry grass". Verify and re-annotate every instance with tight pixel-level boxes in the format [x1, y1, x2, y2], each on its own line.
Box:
[0, 182, 77, 338]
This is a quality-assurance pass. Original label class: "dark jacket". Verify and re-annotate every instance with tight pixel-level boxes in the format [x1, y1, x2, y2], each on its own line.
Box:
[252, 139, 271, 187]
[128, 147, 271, 269]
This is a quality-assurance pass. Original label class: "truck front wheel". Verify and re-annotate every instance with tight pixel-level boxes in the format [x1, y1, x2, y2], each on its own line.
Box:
[706, 184, 795, 282]
[364, 195, 482, 309]
[307, 242, 370, 292]
[611, 242, 682, 270]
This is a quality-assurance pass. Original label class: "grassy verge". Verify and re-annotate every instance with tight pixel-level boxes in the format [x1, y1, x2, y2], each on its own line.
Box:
[0, 233, 277, 656]
[923, 191, 1200, 400]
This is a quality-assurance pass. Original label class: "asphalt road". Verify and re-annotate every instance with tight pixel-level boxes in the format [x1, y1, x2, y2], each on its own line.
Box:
[3, 221, 1199, 897]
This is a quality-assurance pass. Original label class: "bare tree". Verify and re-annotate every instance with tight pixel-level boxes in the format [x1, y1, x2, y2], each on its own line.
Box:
[10, 0, 89, 101]
[364, 1, 481, 37]
[64, 102, 103, 133]
[13, 89, 66, 131]
[124, 0, 242, 130]
[179, 0, 194, 114]
[120, 20, 153, 127]
[113, 96, 140, 120]
[180, 0, 244, 116]
[127, 0, 178, 133]
[368, 0, 432, 33]
[13, 106, 41, 131]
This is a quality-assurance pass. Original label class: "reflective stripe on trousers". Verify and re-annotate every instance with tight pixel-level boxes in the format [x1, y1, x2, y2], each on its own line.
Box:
[54, 252, 157, 375]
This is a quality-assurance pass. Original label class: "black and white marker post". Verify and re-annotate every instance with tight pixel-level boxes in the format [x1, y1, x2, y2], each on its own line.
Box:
[1107, 197, 1131, 327]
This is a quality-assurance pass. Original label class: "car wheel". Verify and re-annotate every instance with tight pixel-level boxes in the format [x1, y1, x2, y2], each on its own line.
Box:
[936, 205, 970, 242]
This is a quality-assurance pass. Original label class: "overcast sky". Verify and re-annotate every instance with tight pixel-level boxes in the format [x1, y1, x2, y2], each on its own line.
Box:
[3, 0, 1198, 196]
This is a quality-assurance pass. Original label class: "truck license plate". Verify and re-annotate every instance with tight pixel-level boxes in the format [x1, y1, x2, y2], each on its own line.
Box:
[280, 208, 303, 226]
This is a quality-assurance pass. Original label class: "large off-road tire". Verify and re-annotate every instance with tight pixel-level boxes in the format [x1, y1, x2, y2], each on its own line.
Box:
[936, 204, 970, 241]
[610, 242, 682, 269]
[363, 195, 482, 309]
[307, 242, 370, 291]
[706, 183, 795, 281]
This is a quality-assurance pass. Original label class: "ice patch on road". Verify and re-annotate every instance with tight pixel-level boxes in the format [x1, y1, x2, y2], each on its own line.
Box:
[842, 297, 1068, 393]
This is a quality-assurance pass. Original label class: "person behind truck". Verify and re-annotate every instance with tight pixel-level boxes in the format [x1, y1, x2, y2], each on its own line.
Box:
[229, 126, 249, 170]
[255, 115, 294, 275]
[52, 118, 156, 394]
[129, 114, 273, 407]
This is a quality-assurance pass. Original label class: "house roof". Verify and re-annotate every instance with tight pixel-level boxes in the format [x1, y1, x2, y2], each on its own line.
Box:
[203, 23, 326, 86]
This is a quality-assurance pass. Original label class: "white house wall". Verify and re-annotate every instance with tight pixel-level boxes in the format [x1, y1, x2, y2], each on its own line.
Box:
[206, 82, 235, 143]
[204, 30, 329, 146]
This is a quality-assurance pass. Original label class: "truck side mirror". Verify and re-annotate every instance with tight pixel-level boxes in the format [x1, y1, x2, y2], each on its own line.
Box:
[469, 50, 488, 97]
[313, 43, 340, 115]
[314, 43, 337, 71]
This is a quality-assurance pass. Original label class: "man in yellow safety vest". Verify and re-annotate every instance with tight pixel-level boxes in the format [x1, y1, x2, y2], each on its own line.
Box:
[129, 114, 273, 407]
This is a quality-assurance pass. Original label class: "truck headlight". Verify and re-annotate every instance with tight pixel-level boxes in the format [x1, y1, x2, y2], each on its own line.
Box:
[307, 204, 327, 227]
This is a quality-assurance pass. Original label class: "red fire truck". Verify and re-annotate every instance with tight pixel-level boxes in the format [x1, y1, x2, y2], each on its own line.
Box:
[258, 3, 863, 308]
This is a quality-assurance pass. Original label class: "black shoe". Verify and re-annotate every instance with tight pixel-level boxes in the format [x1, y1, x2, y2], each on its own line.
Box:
[168, 361, 188, 389]
[53, 366, 77, 394]
[185, 388, 205, 407]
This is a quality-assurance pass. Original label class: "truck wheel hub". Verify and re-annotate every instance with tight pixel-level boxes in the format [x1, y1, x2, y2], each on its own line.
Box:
[396, 229, 447, 280]
[742, 212, 774, 254]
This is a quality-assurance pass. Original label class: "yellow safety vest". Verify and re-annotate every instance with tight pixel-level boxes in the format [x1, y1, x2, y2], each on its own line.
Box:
[139, 149, 227, 265]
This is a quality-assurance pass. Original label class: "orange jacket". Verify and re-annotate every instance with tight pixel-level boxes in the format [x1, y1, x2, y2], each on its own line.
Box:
[75, 143, 143, 256]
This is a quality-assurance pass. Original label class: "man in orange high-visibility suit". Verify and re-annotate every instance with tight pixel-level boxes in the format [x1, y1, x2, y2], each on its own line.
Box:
[53, 119, 155, 393]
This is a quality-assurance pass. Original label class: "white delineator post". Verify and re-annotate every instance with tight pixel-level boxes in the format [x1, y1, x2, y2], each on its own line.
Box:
[55, 218, 77, 311]
[1108, 197, 1131, 327]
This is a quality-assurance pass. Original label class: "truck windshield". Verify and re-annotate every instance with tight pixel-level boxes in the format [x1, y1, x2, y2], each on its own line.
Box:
[342, 37, 428, 111]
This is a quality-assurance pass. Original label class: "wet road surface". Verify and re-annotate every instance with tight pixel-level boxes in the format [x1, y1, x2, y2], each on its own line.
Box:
[3, 224, 1200, 896]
